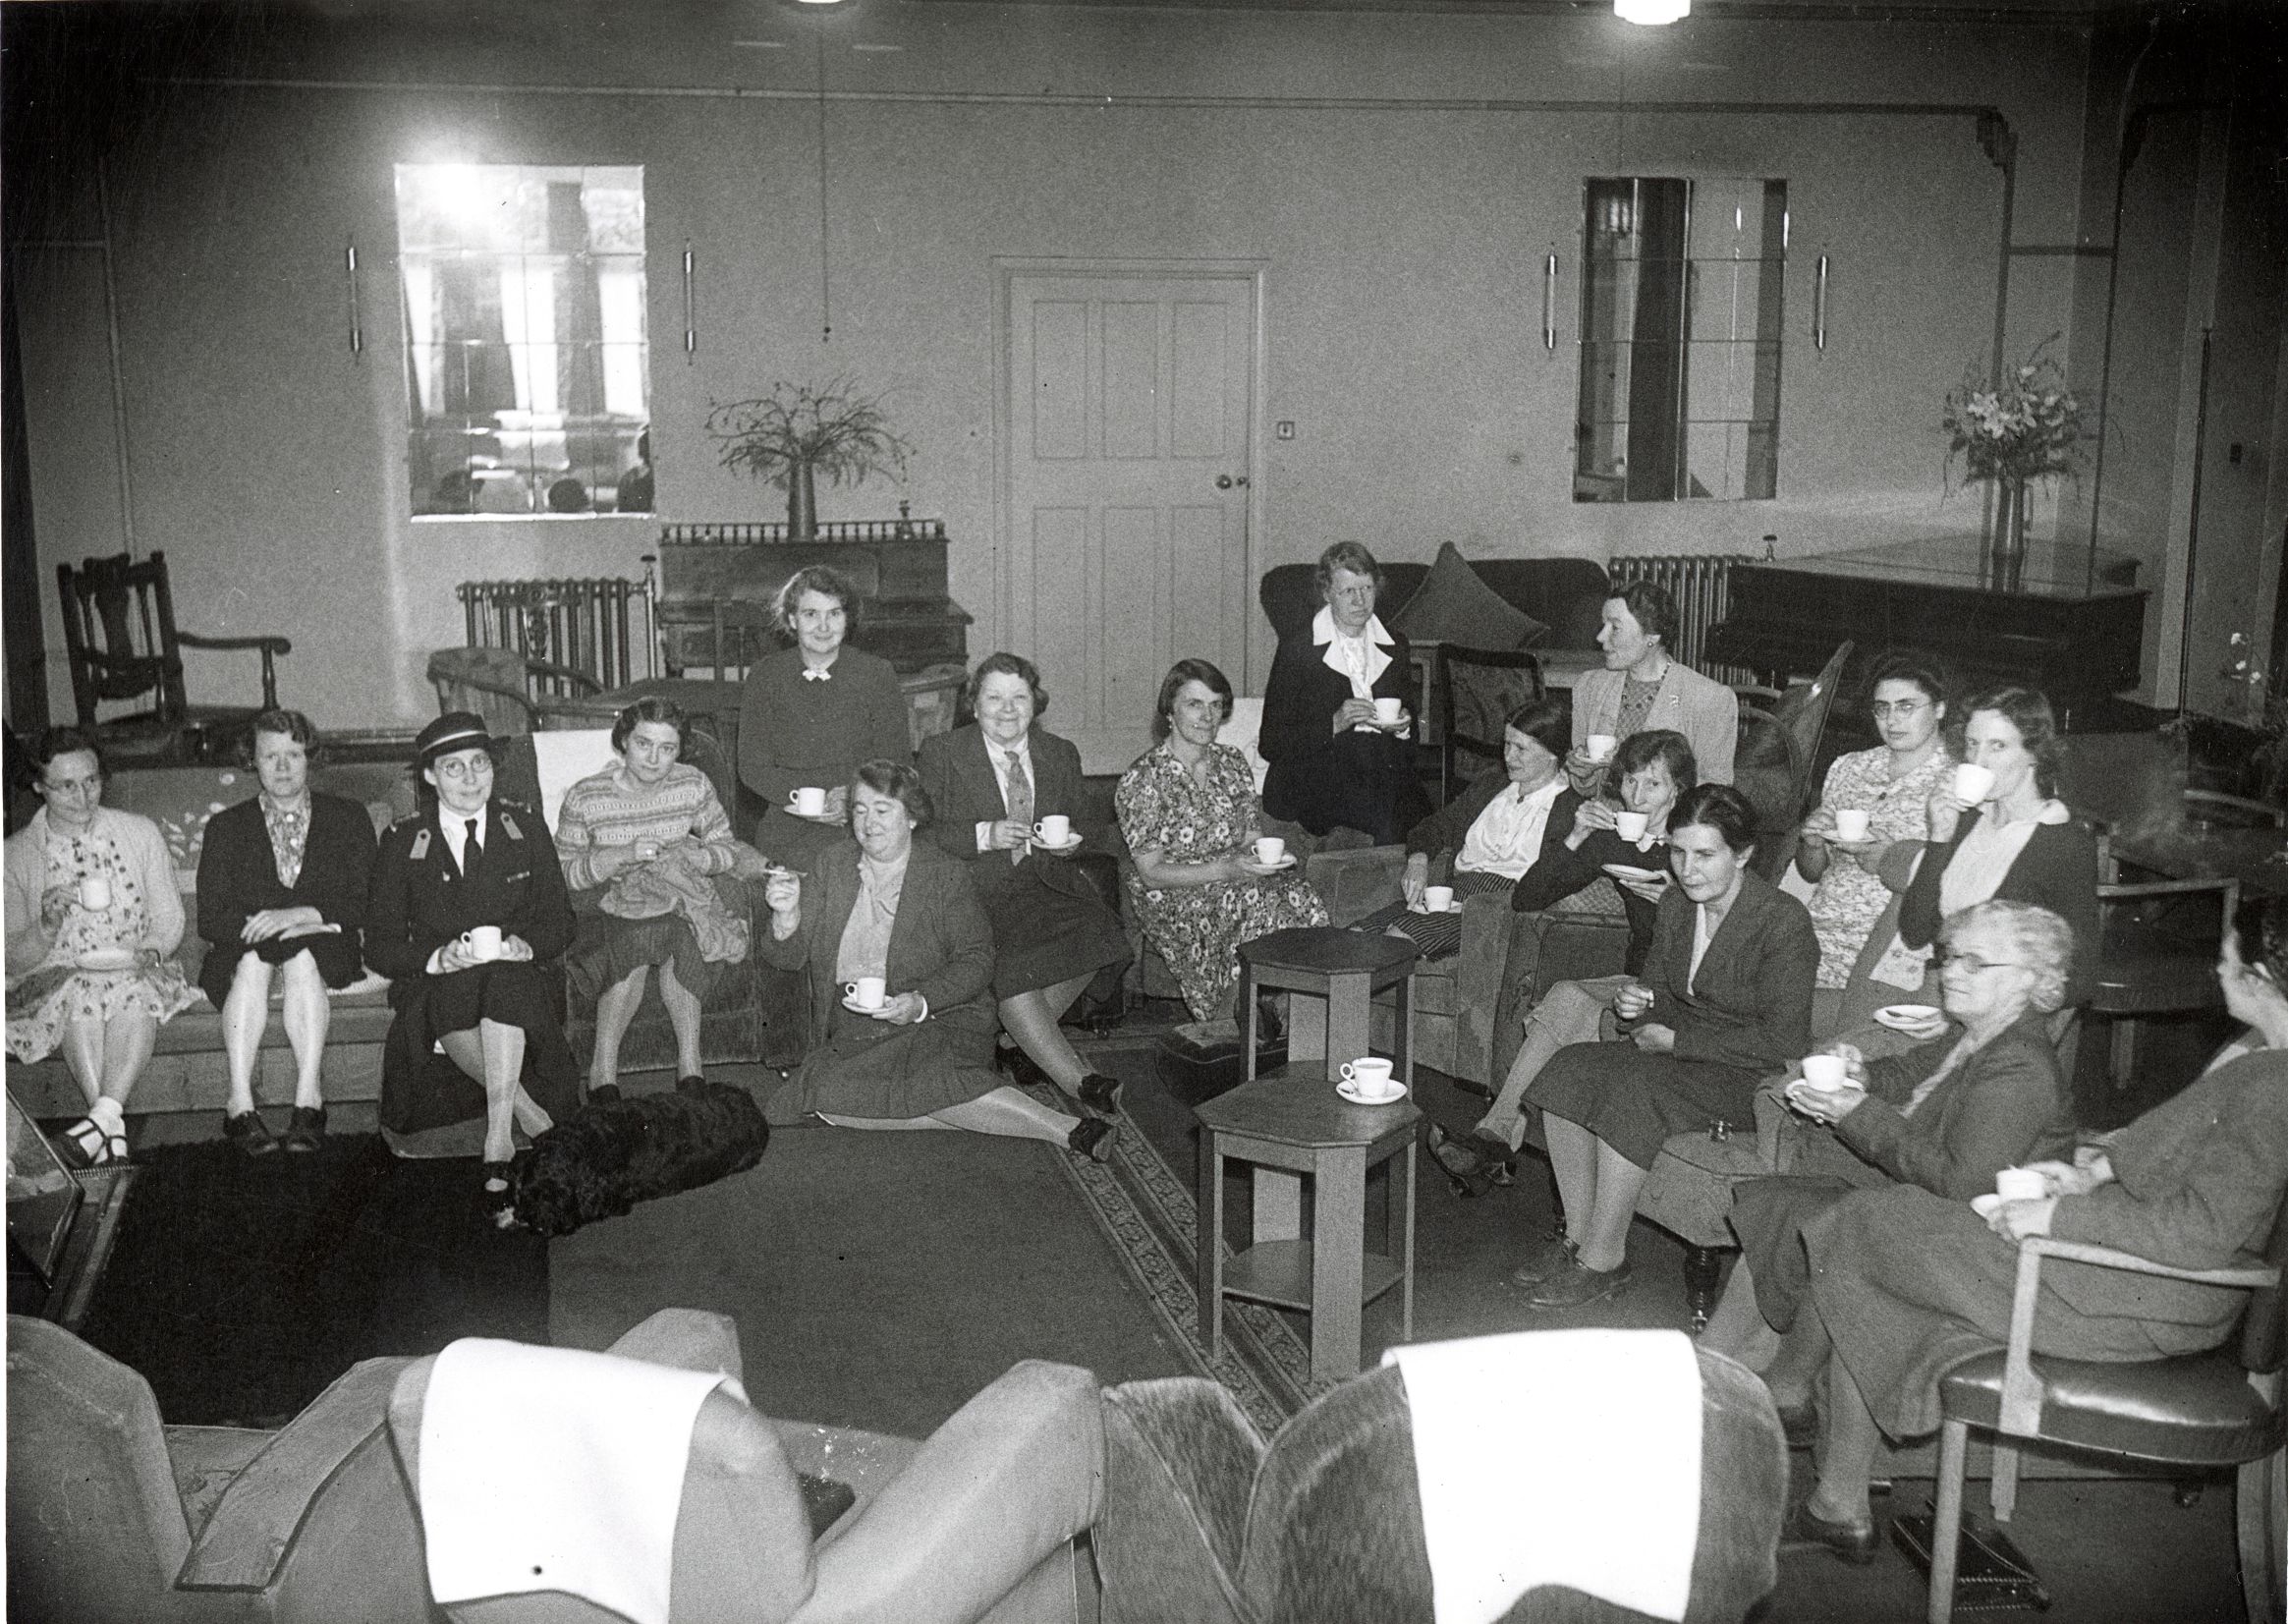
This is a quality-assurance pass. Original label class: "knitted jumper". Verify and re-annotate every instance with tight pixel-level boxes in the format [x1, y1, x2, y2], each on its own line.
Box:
[555, 762, 737, 891]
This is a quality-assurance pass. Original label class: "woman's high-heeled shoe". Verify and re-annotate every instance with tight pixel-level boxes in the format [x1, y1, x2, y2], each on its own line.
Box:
[1423, 1122, 1512, 1199]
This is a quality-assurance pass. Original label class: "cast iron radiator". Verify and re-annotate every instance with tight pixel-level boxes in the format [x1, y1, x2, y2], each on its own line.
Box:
[456, 576, 652, 692]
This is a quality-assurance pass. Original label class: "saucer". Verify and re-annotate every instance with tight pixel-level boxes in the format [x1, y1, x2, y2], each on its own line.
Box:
[75, 948, 138, 972]
[1031, 835, 1084, 855]
[1256, 854, 1298, 871]
[1601, 863, 1666, 883]
[1336, 1079, 1408, 1105]
[842, 995, 889, 1015]
[1873, 1004, 1943, 1031]
[1970, 1194, 2005, 1220]
[1409, 900, 1456, 915]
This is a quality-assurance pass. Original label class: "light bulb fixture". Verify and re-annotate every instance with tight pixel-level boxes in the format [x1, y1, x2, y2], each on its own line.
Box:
[1615, 0, 1689, 23]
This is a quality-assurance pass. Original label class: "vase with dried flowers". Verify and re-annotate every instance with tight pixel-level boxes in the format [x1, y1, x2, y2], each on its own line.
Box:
[705, 378, 914, 541]
[1942, 336, 2086, 576]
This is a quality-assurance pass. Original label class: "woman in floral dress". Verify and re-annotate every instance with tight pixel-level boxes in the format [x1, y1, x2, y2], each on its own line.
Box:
[1115, 659, 1328, 1028]
[4, 728, 196, 1166]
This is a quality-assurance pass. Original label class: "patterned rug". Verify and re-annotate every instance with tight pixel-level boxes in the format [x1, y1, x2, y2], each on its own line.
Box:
[1036, 1047, 1335, 1432]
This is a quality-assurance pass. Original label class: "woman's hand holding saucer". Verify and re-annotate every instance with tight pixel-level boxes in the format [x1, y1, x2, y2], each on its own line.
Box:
[1401, 855, 1429, 909]
[1784, 1078, 1867, 1124]
[1615, 869, 1671, 904]
[867, 990, 926, 1026]
[1985, 1194, 2057, 1241]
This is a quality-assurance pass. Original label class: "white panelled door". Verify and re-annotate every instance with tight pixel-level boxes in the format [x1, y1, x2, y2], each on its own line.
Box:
[1003, 269, 1256, 773]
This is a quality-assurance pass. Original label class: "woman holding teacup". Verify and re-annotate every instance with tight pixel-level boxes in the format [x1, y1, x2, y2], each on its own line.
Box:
[917, 653, 1131, 1120]
[195, 708, 379, 1155]
[3, 727, 195, 1167]
[1838, 686, 2098, 1039]
[760, 757, 1113, 1159]
[365, 713, 579, 1206]
[1793, 655, 1956, 1035]
[1700, 899, 2077, 1434]
[1567, 579, 1738, 793]
[1117, 659, 1330, 1032]
[736, 565, 913, 868]
[1257, 541, 1430, 846]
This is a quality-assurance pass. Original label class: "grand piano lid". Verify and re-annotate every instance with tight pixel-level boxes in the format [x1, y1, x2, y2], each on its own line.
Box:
[1765, 534, 2145, 601]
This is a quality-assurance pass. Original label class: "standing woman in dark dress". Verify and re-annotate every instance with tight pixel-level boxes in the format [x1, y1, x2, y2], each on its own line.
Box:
[364, 714, 578, 1206]
[1257, 541, 1428, 845]
[917, 653, 1131, 1118]
[195, 709, 377, 1155]
[736, 566, 912, 868]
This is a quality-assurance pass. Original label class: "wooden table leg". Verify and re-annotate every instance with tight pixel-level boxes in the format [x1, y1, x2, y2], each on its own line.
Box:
[1311, 1146, 1367, 1380]
[1393, 1140, 1416, 1344]
[1323, 969, 1371, 1079]
[1199, 1132, 1224, 1360]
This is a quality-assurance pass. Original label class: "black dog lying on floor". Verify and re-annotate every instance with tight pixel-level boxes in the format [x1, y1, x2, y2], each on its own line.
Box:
[506, 1082, 769, 1237]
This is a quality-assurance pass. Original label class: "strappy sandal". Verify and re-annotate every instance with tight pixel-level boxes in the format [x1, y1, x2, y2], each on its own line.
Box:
[54, 1114, 127, 1170]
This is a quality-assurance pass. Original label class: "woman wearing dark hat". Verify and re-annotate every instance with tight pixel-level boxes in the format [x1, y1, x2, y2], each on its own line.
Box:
[364, 713, 579, 1205]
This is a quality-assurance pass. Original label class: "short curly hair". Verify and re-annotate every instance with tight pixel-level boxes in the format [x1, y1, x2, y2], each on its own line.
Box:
[773, 566, 864, 640]
[239, 708, 326, 770]
[1152, 658, 1234, 741]
[967, 651, 1049, 718]
[1944, 898, 2076, 1015]
[854, 757, 932, 828]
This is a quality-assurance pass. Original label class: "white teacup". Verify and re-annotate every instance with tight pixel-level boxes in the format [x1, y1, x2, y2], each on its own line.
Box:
[1423, 884, 1455, 914]
[1613, 811, 1649, 842]
[1832, 809, 1871, 842]
[1340, 1056, 1398, 1097]
[78, 875, 113, 912]
[1033, 814, 1071, 846]
[1994, 1166, 2048, 1203]
[1373, 697, 1404, 726]
[1585, 734, 1619, 763]
[790, 787, 828, 817]
[464, 924, 504, 962]
[845, 976, 887, 1011]
[1254, 836, 1286, 867]
[1953, 763, 1996, 805]
[1799, 1052, 1850, 1092]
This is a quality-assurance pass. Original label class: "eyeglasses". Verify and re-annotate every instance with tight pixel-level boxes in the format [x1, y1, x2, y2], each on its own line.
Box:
[1936, 948, 2023, 974]
[433, 756, 493, 780]
[1870, 700, 1931, 720]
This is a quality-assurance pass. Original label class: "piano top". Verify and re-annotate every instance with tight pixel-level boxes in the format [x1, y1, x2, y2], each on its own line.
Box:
[1743, 534, 2146, 604]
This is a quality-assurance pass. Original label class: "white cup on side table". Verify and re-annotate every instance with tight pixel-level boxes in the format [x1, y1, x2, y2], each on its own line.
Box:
[1340, 1056, 1399, 1099]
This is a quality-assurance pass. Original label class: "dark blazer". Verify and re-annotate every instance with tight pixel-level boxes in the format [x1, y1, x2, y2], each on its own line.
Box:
[195, 792, 377, 963]
[1258, 623, 1416, 825]
[1897, 812, 2101, 1006]
[1641, 868, 1818, 1074]
[363, 798, 574, 1002]
[1830, 1010, 2076, 1202]
[1511, 813, 1663, 976]
[757, 836, 998, 1045]
[916, 725, 1108, 902]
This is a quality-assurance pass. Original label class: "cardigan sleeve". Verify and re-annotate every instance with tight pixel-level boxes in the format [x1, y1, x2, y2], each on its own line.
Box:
[1510, 802, 1614, 914]
[4, 831, 53, 971]
[1835, 1033, 2066, 1201]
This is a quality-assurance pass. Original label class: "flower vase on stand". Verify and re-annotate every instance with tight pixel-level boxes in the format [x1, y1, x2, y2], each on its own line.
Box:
[1991, 476, 2030, 591]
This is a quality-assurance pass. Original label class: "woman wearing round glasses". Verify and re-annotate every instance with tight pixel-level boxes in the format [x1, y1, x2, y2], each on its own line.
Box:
[1793, 655, 1955, 1035]
[1701, 899, 2078, 1463]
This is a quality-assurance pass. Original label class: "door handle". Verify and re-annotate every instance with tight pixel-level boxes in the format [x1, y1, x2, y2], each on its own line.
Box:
[1215, 474, 1250, 489]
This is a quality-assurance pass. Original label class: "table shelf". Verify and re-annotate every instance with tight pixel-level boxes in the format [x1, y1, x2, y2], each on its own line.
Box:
[1221, 1240, 1405, 1316]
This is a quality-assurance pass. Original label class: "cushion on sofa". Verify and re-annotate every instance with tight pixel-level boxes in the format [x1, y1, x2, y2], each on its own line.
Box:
[1388, 543, 1547, 650]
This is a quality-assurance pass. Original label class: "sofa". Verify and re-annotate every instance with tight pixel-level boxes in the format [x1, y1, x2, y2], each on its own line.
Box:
[7, 1308, 1102, 1624]
[1257, 548, 1611, 654]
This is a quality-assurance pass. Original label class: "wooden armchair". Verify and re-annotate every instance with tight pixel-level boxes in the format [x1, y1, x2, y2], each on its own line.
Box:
[1731, 639, 1850, 880]
[426, 645, 624, 736]
[1435, 644, 1543, 806]
[56, 549, 291, 761]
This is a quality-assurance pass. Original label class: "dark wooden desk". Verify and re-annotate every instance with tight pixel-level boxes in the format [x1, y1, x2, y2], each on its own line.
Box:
[2109, 825, 2288, 901]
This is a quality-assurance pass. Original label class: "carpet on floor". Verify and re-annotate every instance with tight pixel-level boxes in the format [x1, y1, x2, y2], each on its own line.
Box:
[73, 1134, 549, 1428]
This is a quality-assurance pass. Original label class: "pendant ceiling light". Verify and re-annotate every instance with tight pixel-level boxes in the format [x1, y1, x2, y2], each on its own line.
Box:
[1615, 0, 1689, 23]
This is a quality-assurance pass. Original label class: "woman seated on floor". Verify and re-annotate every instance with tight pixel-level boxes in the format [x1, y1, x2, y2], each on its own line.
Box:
[1779, 937, 2288, 1563]
[1835, 684, 2097, 1043]
[917, 652, 1132, 1120]
[761, 757, 1117, 1161]
[1115, 658, 1330, 1039]
[1256, 540, 1429, 846]
[4, 727, 196, 1168]
[556, 697, 749, 1102]
[1475, 783, 1818, 1309]
[1793, 654, 1955, 1036]
[195, 708, 378, 1156]
[1423, 729, 1699, 1187]
[1700, 899, 2078, 1432]
[365, 713, 579, 1211]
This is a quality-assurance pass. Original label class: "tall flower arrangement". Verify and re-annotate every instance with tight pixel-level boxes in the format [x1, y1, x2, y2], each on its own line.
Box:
[1941, 336, 2086, 489]
[705, 378, 913, 539]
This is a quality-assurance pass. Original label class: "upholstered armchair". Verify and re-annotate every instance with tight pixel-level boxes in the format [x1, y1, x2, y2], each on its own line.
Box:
[1095, 1346, 1786, 1624]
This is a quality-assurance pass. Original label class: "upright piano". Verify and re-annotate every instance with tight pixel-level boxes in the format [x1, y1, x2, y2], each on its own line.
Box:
[1708, 535, 2148, 723]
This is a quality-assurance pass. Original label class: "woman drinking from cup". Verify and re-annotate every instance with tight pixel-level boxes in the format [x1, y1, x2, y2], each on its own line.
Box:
[1701, 900, 2077, 1433]
[4, 728, 195, 1167]
[736, 565, 912, 868]
[365, 713, 578, 1208]
[761, 758, 1114, 1159]
[1794, 655, 1955, 1036]
[1506, 784, 1816, 1308]
[1257, 541, 1429, 846]
[1567, 580, 1738, 793]
[557, 697, 749, 1101]
[1843, 686, 2098, 1039]
[195, 708, 378, 1155]
[917, 653, 1131, 1120]
[1115, 659, 1329, 1036]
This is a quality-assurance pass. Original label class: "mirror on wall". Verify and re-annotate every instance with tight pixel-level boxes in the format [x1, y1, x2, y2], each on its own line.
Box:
[1574, 176, 1786, 503]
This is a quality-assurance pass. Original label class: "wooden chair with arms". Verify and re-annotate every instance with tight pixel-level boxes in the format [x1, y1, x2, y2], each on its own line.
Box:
[1435, 644, 1543, 806]
[56, 549, 291, 761]
[1922, 1199, 2288, 1624]
[425, 645, 625, 736]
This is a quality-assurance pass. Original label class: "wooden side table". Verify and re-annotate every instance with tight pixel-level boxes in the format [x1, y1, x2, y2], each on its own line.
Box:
[1196, 1076, 1418, 1380]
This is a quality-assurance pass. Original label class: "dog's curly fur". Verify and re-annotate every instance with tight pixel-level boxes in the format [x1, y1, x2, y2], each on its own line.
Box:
[508, 1083, 770, 1237]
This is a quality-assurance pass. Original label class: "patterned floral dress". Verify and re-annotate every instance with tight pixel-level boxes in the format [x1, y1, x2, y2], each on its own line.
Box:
[5, 809, 196, 1062]
[1805, 746, 1954, 988]
[1115, 741, 1329, 1021]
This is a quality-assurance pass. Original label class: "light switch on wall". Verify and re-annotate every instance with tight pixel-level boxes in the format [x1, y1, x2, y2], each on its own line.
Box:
[1275, 420, 1296, 440]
